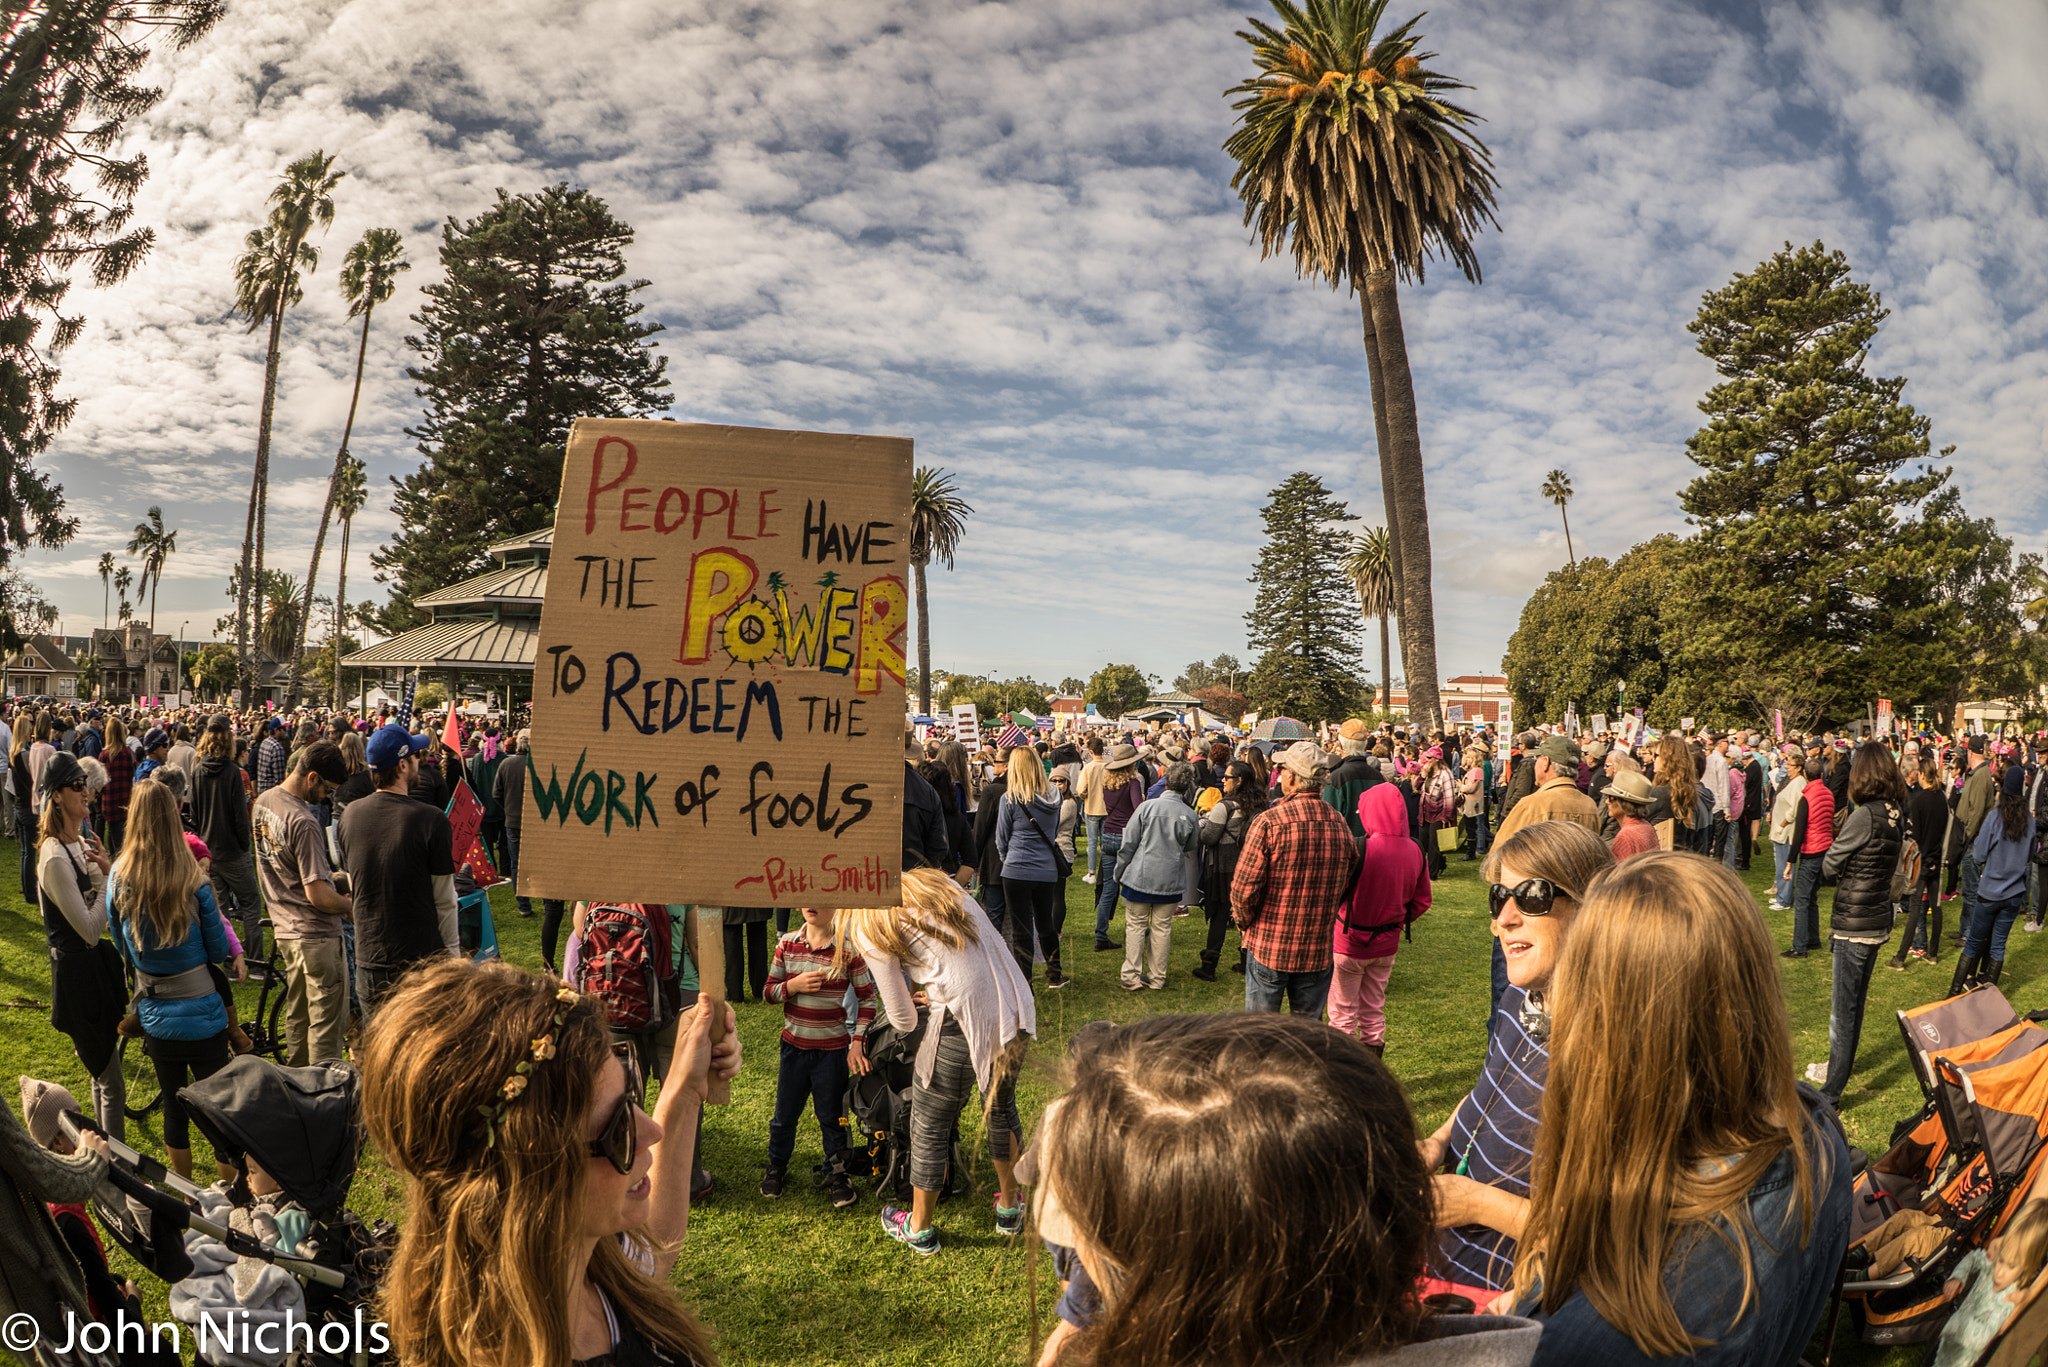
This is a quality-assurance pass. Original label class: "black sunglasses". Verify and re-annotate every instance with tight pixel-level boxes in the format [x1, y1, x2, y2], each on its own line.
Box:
[1488, 879, 1565, 920]
[59, 778, 88, 793]
[587, 1043, 643, 1174]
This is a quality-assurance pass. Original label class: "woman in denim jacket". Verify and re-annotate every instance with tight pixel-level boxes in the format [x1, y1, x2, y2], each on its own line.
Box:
[1503, 852, 1851, 1366]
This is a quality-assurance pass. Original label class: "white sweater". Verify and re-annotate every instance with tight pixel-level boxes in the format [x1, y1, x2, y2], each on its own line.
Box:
[851, 891, 1036, 1091]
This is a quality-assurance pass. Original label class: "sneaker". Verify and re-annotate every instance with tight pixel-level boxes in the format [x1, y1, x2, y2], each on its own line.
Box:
[760, 1165, 786, 1199]
[1121, 980, 1143, 992]
[993, 1194, 1024, 1236]
[1094, 940, 1120, 951]
[1886, 957, 1907, 972]
[827, 1170, 858, 1209]
[1780, 948, 1808, 959]
[1804, 1062, 1829, 1085]
[1768, 901, 1791, 912]
[2026, 920, 2044, 934]
[881, 1205, 940, 1255]
[1046, 973, 1072, 989]
[1909, 948, 1932, 961]
[691, 1174, 715, 1202]
[1081, 874, 1096, 885]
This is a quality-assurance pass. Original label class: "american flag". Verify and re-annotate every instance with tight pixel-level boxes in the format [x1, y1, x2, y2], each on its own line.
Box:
[995, 723, 1029, 749]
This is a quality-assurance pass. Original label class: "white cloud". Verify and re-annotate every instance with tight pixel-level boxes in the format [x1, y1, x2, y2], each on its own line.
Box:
[21, 0, 2048, 691]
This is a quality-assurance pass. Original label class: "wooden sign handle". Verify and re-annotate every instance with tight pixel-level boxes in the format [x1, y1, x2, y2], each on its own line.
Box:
[692, 906, 732, 1105]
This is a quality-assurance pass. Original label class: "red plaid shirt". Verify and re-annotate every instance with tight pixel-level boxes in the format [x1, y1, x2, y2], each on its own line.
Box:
[100, 744, 137, 825]
[1231, 792, 1360, 973]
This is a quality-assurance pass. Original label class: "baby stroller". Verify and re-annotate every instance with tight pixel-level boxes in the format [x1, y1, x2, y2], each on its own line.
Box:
[843, 1015, 970, 1204]
[61, 1055, 392, 1367]
[1819, 985, 2048, 1360]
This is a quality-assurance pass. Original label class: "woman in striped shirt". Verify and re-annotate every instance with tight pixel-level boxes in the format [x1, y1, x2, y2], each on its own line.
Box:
[1418, 821, 1615, 1303]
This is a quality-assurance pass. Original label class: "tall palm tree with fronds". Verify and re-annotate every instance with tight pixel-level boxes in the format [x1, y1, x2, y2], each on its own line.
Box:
[231, 150, 343, 703]
[125, 506, 176, 649]
[1345, 527, 1397, 713]
[113, 566, 132, 622]
[907, 466, 972, 716]
[285, 227, 407, 706]
[260, 571, 301, 662]
[329, 454, 368, 710]
[1542, 468, 1575, 568]
[1225, 0, 1498, 733]
[97, 552, 114, 627]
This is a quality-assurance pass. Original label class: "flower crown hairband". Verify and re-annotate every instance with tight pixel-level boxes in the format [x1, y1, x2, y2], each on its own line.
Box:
[474, 986, 580, 1148]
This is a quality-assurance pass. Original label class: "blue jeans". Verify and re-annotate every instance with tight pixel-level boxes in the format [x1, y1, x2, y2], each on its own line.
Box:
[1773, 841, 1794, 906]
[507, 825, 528, 914]
[980, 874, 1007, 938]
[1093, 831, 1124, 945]
[1965, 894, 2024, 966]
[1244, 954, 1332, 1018]
[1960, 849, 1984, 947]
[1793, 856, 1824, 950]
[1472, 808, 1492, 859]
[1085, 814, 1106, 878]
[1822, 937, 1882, 1105]
[767, 1040, 849, 1168]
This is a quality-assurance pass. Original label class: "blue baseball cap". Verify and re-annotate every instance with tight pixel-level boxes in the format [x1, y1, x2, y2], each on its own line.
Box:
[366, 723, 432, 770]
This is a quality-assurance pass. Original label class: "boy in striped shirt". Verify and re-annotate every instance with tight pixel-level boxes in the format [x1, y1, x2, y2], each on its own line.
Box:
[761, 906, 877, 1206]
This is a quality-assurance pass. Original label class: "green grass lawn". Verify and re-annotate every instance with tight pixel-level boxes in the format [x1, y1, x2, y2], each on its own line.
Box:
[1, 827, 2018, 1365]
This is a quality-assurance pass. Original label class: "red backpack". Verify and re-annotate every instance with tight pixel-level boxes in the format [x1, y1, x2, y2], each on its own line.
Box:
[577, 903, 679, 1030]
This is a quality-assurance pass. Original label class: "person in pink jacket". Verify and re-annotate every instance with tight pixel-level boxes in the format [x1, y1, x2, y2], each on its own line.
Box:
[1328, 784, 1432, 1055]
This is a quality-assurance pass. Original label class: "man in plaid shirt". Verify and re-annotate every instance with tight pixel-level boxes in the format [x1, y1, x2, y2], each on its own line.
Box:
[1232, 743, 1359, 1017]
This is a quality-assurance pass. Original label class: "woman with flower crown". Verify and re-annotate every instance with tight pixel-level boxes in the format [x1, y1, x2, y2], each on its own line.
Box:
[360, 957, 743, 1367]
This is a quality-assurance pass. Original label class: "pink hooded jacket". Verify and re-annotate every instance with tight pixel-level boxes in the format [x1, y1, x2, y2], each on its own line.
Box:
[1336, 784, 1432, 960]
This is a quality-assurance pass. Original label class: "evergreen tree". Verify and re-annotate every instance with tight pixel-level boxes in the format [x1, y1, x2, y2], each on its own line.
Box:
[0, 1, 222, 568]
[1671, 242, 1962, 731]
[1243, 473, 1366, 721]
[373, 185, 669, 629]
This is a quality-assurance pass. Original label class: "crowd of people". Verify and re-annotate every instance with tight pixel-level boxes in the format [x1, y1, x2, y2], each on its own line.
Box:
[7, 689, 2048, 1366]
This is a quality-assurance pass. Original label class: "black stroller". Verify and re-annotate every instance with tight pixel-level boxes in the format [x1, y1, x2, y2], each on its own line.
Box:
[843, 1015, 970, 1203]
[62, 1055, 392, 1366]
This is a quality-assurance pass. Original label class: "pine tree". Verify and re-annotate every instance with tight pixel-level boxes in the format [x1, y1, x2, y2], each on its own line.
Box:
[0, 1, 222, 568]
[372, 185, 669, 629]
[1244, 472, 1366, 722]
[1671, 242, 1962, 731]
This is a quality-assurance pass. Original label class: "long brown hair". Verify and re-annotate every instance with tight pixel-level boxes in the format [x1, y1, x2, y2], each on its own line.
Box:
[111, 782, 205, 950]
[1511, 852, 1825, 1355]
[1654, 734, 1699, 829]
[360, 958, 714, 1367]
[1051, 1013, 1432, 1367]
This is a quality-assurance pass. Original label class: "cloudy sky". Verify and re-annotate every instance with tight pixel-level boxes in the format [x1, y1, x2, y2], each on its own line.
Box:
[24, 0, 2048, 694]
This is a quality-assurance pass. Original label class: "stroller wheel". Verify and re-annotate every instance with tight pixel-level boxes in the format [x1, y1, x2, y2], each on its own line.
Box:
[121, 1034, 163, 1120]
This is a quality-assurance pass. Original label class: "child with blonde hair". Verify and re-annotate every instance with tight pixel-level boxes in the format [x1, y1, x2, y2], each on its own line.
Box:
[1935, 1201, 2048, 1366]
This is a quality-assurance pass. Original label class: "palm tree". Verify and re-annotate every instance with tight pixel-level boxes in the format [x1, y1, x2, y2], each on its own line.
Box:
[1225, 0, 1498, 732]
[1345, 527, 1397, 713]
[285, 227, 408, 707]
[260, 571, 301, 662]
[907, 466, 973, 716]
[96, 552, 115, 627]
[125, 506, 177, 649]
[113, 566, 132, 622]
[329, 454, 368, 710]
[1542, 468, 1575, 567]
[230, 150, 344, 703]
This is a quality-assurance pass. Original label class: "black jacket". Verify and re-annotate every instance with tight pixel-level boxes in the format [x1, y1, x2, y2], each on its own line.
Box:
[1498, 753, 1535, 825]
[1823, 799, 1903, 937]
[972, 775, 1009, 883]
[1742, 759, 1766, 821]
[1320, 754, 1385, 837]
[191, 754, 251, 856]
[1905, 787, 1947, 883]
[903, 761, 956, 875]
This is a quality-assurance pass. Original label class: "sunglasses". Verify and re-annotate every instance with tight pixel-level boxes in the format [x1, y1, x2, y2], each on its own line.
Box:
[59, 778, 88, 793]
[1488, 879, 1565, 920]
[587, 1043, 644, 1174]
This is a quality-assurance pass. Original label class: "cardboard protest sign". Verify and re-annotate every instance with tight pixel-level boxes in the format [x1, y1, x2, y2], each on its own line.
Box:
[521, 419, 913, 906]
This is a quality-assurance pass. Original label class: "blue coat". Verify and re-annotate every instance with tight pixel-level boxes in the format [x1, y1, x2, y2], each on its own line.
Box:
[107, 876, 230, 1041]
[994, 791, 1064, 882]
